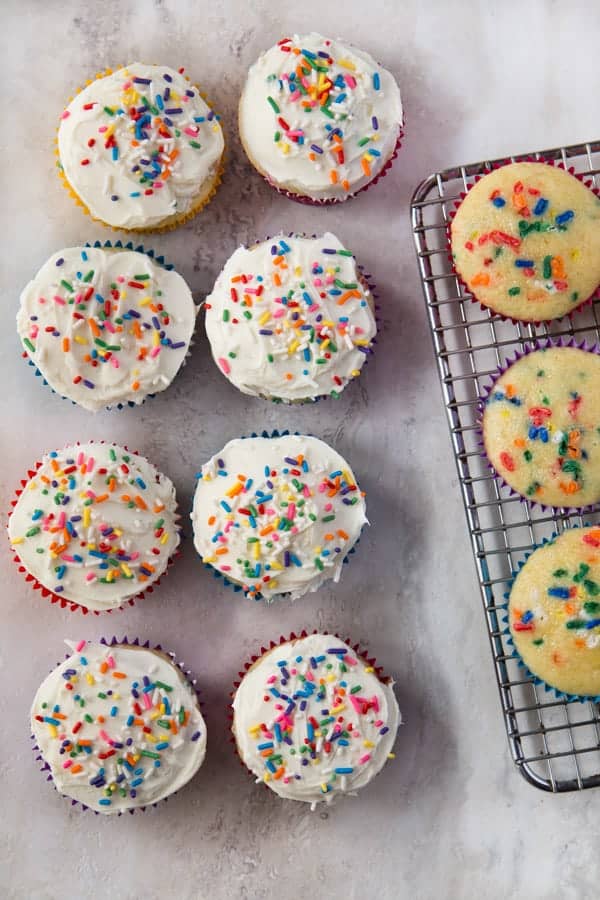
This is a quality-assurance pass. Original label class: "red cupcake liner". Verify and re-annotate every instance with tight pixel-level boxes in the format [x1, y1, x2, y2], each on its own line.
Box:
[7, 441, 182, 615]
[478, 336, 600, 512]
[32, 635, 204, 815]
[264, 127, 404, 206]
[446, 156, 600, 325]
[229, 629, 396, 792]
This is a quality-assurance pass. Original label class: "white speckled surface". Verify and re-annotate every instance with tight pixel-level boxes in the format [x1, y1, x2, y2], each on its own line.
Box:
[1, 2, 599, 898]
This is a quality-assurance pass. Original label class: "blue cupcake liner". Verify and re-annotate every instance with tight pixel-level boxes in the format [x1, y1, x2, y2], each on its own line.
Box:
[20, 239, 196, 412]
[32, 635, 204, 816]
[502, 525, 600, 704]
[193, 429, 365, 602]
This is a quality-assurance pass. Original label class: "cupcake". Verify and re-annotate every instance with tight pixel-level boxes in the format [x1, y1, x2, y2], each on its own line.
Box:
[204, 232, 377, 402]
[57, 63, 225, 231]
[450, 162, 600, 321]
[232, 632, 400, 808]
[32, 638, 206, 813]
[8, 442, 179, 613]
[18, 245, 196, 411]
[508, 527, 600, 699]
[191, 433, 366, 600]
[482, 344, 600, 508]
[239, 34, 403, 203]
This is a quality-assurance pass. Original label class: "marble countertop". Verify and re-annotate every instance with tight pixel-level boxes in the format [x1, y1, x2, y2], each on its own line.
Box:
[2, 2, 599, 898]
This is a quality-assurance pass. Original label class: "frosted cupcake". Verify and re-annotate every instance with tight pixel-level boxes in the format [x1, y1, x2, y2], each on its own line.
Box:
[191, 434, 366, 600]
[8, 442, 179, 612]
[232, 632, 400, 808]
[239, 34, 403, 203]
[57, 63, 225, 231]
[32, 639, 206, 813]
[508, 527, 600, 698]
[204, 232, 377, 401]
[18, 245, 196, 411]
[482, 345, 600, 507]
[451, 162, 600, 321]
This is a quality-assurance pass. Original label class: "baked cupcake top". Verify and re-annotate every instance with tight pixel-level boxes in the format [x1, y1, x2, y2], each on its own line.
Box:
[191, 434, 366, 600]
[509, 527, 600, 697]
[31, 640, 206, 813]
[58, 63, 224, 229]
[483, 346, 600, 507]
[18, 246, 196, 411]
[232, 633, 400, 807]
[239, 33, 402, 201]
[204, 232, 376, 401]
[8, 442, 179, 611]
[451, 162, 600, 321]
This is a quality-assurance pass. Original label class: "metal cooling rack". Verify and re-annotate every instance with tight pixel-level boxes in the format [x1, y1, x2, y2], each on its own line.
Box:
[411, 140, 600, 792]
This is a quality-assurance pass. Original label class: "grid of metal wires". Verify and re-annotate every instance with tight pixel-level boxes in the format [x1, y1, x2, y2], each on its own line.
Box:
[411, 140, 600, 791]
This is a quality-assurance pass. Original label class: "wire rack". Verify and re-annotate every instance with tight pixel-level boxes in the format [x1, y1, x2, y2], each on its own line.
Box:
[411, 140, 600, 792]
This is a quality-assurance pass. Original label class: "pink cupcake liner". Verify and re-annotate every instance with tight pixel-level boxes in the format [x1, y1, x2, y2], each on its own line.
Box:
[32, 635, 203, 815]
[477, 337, 600, 513]
[446, 156, 600, 325]
[7, 441, 181, 615]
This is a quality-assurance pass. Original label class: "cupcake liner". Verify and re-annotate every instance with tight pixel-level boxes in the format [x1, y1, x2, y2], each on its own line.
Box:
[8, 441, 182, 615]
[502, 528, 600, 704]
[263, 128, 404, 206]
[446, 156, 600, 325]
[229, 629, 396, 792]
[55, 66, 225, 234]
[20, 239, 198, 412]
[32, 635, 203, 815]
[477, 336, 600, 513]
[195, 429, 365, 602]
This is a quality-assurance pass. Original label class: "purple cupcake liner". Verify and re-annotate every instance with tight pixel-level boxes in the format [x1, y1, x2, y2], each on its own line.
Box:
[193, 428, 365, 602]
[502, 528, 600, 704]
[478, 337, 600, 513]
[31, 635, 204, 816]
[20, 239, 197, 412]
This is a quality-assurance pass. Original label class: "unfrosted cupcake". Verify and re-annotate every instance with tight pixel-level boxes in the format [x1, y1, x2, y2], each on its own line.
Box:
[451, 162, 600, 321]
[204, 232, 377, 402]
[239, 34, 403, 203]
[18, 245, 196, 411]
[32, 638, 206, 813]
[232, 632, 400, 808]
[482, 345, 600, 507]
[8, 442, 179, 612]
[508, 527, 600, 698]
[191, 434, 367, 600]
[57, 63, 225, 231]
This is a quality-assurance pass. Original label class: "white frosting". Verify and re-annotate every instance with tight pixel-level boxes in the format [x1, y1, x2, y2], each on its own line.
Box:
[232, 634, 400, 807]
[239, 33, 402, 200]
[58, 63, 225, 229]
[204, 233, 376, 401]
[31, 641, 206, 814]
[8, 443, 179, 611]
[18, 247, 196, 411]
[191, 435, 367, 600]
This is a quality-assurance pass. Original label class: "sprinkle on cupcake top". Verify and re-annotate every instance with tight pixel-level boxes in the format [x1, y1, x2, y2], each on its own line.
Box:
[204, 232, 376, 401]
[451, 162, 600, 321]
[239, 34, 402, 200]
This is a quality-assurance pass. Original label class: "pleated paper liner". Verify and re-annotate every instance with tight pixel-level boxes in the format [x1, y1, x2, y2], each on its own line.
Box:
[229, 629, 399, 801]
[253, 128, 404, 207]
[204, 232, 380, 405]
[477, 337, 600, 513]
[503, 529, 600, 704]
[32, 636, 205, 815]
[55, 65, 225, 233]
[8, 441, 182, 615]
[446, 156, 600, 325]
[20, 239, 199, 412]
[195, 429, 365, 602]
